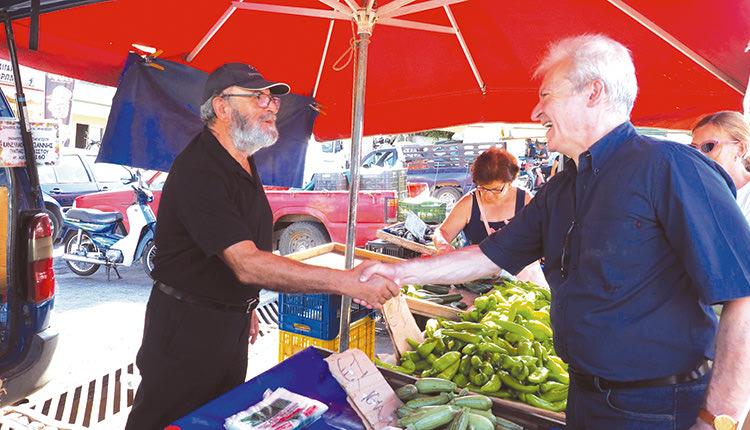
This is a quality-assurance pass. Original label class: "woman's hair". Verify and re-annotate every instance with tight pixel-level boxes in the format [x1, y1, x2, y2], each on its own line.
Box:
[693, 111, 750, 168]
[471, 147, 520, 185]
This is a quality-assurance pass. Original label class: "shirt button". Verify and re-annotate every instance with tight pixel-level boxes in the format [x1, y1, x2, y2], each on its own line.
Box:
[594, 168, 600, 174]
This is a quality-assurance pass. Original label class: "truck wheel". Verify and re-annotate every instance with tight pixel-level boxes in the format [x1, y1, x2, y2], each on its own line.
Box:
[142, 240, 156, 279]
[278, 221, 330, 256]
[432, 186, 462, 209]
[64, 231, 100, 276]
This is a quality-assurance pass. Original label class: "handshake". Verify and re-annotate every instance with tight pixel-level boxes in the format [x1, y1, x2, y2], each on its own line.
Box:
[349, 260, 403, 310]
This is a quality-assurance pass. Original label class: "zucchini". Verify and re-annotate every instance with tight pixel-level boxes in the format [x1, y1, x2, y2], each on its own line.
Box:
[446, 408, 469, 430]
[422, 284, 451, 295]
[449, 395, 493, 411]
[415, 377, 458, 394]
[396, 384, 419, 401]
[466, 412, 495, 430]
[405, 392, 454, 408]
[408, 405, 458, 430]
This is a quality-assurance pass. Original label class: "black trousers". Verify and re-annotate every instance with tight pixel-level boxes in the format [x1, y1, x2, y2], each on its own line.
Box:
[125, 287, 251, 430]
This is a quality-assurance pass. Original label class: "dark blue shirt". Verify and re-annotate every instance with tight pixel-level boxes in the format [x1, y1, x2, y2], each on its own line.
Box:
[480, 122, 750, 380]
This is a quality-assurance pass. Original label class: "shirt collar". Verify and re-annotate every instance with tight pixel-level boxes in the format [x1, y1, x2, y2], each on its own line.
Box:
[586, 121, 637, 172]
[202, 126, 258, 184]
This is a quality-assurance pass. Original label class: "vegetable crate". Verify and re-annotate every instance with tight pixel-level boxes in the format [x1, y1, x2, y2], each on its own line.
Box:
[278, 316, 375, 362]
[279, 292, 373, 340]
[365, 239, 421, 259]
[397, 199, 447, 223]
[360, 169, 408, 200]
[312, 172, 348, 191]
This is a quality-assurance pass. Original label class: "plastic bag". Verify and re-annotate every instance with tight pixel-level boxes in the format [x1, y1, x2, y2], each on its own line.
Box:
[224, 387, 328, 430]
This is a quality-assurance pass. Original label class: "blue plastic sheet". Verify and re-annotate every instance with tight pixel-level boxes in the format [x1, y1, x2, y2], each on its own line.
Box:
[97, 53, 317, 187]
[171, 347, 365, 430]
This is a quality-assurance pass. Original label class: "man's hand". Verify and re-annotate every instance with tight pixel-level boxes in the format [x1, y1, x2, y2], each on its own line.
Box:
[248, 310, 259, 345]
[358, 260, 401, 285]
[349, 261, 400, 310]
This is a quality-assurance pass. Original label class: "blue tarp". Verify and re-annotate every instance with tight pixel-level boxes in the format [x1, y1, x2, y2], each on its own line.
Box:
[97, 53, 317, 187]
[171, 347, 364, 429]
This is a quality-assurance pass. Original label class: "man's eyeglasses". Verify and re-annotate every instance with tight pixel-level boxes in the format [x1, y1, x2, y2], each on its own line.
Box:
[477, 184, 507, 194]
[221, 92, 281, 110]
[561, 220, 576, 279]
[688, 140, 739, 154]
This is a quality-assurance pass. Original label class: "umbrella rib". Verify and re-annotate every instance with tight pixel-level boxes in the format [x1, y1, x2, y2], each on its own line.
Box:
[185, 4, 239, 63]
[232, 2, 350, 21]
[378, 17, 454, 34]
[379, 0, 467, 19]
[377, 0, 419, 18]
[444, 4, 485, 94]
[316, 0, 354, 16]
[313, 19, 335, 99]
[607, 0, 745, 94]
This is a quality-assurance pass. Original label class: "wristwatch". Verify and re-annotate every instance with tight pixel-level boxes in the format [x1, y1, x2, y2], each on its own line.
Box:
[698, 409, 738, 430]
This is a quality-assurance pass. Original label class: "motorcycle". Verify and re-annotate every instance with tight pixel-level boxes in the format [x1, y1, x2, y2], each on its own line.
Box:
[518, 159, 547, 192]
[62, 184, 157, 280]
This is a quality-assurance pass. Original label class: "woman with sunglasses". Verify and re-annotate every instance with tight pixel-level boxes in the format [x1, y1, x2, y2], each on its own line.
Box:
[692, 111, 750, 223]
[433, 147, 531, 253]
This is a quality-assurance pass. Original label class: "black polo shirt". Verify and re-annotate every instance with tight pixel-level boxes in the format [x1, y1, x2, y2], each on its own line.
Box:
[151, 127, 273, 304]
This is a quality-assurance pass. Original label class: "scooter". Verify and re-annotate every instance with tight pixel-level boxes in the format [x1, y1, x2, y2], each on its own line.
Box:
[62, 184, 157, 280]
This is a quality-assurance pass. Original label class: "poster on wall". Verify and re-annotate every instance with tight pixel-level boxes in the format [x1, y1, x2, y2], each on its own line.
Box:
[44, 73, 75, 147]
[0, 121, 59, 167]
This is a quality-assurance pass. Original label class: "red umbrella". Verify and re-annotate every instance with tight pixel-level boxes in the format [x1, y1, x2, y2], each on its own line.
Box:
[1, 0, 747, 141]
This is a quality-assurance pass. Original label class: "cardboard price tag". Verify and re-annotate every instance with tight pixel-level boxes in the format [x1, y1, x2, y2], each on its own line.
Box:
[325, 349, 401, 429]
[0, 121, 59, 167]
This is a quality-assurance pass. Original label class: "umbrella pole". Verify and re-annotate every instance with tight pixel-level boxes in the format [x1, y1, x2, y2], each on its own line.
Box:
[339, 18, 372, 353]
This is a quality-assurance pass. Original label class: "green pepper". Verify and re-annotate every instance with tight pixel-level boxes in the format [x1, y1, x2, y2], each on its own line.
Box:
[459, 355, 472, 376]
[462, 343, 477, 355]
[496, 370, 539, 393]
[492, 337, 517, 355]
[493, 320, 535, 340]
[523, 320, 553, 340]
[490, 353, 503, 367]
[505, 331, 524, 343]
[540, 381, 567, 393]
[374, 358, 415, 375]
[517, 338, 533, 357]
[401, 350, 421, 362]
[437, 358, 461, 380]
[425, 353, 439, 364]
[474, 296, 489, 312]
[414, 359, 432, 371]
[479, 373, 502, 393]
[511, 363, 529, 381]
[540, 388, 567, 402]
[441, 321, 485, 331]
[406, 338, 420, 349]
[544, 358, 570, 384]
[453, 373, 469, 388]
[532, 341, 547, 366]
[446, 339, 456, 351]
[417, 340, 438, 358]
[527, 366, 549, 384]
[477, 342, 507, 355]
[501, 355, 523, 370]
[519, 393, 567, 412]
[425, 319, 440, 337]
[442, 330, 483, 345]
[481, 362, 495, 378]
[469, 369, 488, 386]
[548, 355, 568, 370]
[470, 355, 483, 369]
[433, 351, 461, 372]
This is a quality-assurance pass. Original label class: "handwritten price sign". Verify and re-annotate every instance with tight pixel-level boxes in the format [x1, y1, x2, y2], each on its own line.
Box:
[325, 349, 401, 429]
[0, 121, 59, 167]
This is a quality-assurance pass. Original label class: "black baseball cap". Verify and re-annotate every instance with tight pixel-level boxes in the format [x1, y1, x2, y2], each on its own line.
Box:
[202, 63, 290, 104]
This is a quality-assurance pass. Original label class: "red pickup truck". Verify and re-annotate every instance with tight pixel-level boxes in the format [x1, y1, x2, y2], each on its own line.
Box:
[71, 181, 400, 255]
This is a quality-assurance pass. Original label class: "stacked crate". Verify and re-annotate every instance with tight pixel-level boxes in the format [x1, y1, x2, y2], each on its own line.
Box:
[278, 293, 375, 361]
[312, 172, 348, 191]
[359, 169, 408, 200]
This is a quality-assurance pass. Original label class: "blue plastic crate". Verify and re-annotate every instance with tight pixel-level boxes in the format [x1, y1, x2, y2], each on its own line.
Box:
[279, 293, 374, 340]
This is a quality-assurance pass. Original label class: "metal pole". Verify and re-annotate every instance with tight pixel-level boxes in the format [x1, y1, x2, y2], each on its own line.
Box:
[2, 13, 41, 204]
[338, 17, 371, 353]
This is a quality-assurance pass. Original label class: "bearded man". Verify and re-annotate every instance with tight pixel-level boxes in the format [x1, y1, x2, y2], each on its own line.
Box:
[125, 63, 399, 430]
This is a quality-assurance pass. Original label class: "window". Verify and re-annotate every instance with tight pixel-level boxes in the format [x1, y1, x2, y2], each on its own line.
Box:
[55, 155, 91, 183]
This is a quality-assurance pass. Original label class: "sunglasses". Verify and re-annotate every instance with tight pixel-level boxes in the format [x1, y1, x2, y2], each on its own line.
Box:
[221, 92, 281, 110]
[688, 140, 739, 154]
[477, 184, 507, 194]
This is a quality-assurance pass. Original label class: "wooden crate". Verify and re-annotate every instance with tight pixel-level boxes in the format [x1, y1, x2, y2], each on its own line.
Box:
[376, 223, 438, 256]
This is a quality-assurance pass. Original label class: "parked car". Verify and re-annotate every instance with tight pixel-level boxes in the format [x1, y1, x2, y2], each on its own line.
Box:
[38, 151, 136, 209]
[0, 88, 58, 405]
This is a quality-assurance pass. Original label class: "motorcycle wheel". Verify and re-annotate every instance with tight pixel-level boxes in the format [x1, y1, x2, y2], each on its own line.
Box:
[64, 231, 101, 276]
[142, 240, 156, 279]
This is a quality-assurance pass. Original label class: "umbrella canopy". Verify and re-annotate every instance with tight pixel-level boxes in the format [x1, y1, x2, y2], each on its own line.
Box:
[0, 0, 747, 141]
